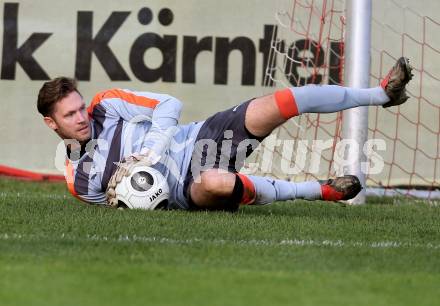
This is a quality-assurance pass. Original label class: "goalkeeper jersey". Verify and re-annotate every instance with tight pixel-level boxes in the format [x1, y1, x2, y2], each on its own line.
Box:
[65, 88, 203, 209]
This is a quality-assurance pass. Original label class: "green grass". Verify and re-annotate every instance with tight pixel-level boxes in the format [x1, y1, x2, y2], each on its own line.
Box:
[1, 177, 439, 306]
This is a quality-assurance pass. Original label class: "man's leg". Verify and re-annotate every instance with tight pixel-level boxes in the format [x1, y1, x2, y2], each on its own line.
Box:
[190, 87, 391, 209]
[246, 57, 413, 137]
[245, 86, 391, 137]
[190, 57, 412, 210]
[190, 170, 322, 210]
[190, 169, 362, 210]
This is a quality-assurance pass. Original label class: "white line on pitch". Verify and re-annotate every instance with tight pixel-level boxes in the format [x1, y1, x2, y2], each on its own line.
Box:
[0, 192, 69, 199]
[0, 233, 439, 250]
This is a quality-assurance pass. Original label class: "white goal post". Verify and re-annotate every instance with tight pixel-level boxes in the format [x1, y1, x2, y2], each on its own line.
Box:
[341, 0, 372, 204]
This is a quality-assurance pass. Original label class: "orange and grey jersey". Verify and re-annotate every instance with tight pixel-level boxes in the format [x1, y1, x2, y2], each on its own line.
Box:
[65, 88, 202, 209]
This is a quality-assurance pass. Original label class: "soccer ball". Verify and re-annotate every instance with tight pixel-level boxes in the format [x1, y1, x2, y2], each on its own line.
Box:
[114, 165, 169, 210]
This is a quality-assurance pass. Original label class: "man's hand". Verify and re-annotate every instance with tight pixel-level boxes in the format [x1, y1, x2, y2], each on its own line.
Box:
[106, 149, 161, 207]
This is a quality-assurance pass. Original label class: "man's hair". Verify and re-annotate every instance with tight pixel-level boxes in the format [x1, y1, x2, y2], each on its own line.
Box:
[37, 77, 80, 117]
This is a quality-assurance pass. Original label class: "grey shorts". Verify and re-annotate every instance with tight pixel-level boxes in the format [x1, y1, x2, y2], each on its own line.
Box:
[183, 99, 265, 204]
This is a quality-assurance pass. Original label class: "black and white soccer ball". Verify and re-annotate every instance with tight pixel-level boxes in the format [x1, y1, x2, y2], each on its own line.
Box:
[114, 166, 169, 210]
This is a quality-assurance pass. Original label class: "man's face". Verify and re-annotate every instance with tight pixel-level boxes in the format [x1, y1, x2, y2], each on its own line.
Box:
[44, 91, 91, 143]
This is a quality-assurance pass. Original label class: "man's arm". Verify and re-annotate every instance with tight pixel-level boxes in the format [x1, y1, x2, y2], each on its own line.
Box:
[87, 88, 182, 159]
[140, 94, 182, 159]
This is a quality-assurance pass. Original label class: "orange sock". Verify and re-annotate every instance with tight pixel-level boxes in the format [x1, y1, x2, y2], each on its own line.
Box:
[236, 173, 256, 205]
[274, 88, 299, 119]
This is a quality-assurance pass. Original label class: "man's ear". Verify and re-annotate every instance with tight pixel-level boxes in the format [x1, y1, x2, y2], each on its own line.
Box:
[43, 116, 58, 131]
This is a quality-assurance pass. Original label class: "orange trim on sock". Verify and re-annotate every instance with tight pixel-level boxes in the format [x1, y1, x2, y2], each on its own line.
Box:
[236, 173, 256, 205]
[274, 88, 299, 119]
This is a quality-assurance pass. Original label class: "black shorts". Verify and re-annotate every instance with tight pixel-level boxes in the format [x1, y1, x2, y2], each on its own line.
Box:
[184, 99, 265, 200]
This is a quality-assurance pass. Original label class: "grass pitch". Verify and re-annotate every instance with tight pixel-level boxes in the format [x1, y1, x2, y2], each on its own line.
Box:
[1, 177, 439, 306]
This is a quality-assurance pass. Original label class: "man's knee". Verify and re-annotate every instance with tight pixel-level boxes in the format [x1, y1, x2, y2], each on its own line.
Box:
[189, 169, 240, 211]
[198, 169, 235, 197]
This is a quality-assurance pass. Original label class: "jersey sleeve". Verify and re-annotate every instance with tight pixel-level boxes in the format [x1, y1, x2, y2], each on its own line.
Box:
[87, 88, 182, 156]
[140, 95, 182, 156]
[65, 158, 107, 205]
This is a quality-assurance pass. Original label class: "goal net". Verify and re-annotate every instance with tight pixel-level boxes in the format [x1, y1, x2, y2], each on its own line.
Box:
[249, 0, 440, 199]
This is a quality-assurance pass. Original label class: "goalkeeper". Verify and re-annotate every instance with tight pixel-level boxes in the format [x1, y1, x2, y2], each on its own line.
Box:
[37, 57, 413, 210]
